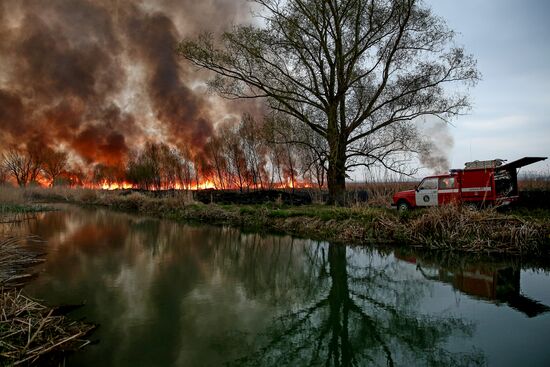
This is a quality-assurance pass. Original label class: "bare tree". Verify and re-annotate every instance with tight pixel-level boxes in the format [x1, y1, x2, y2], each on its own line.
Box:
[26, 141, 47, 184]
[2, 148, 33, 187]
[239, 114, 268, 190]
[0, 165, 8, 185]
[179, 0, 479, 204]
[205, 137, 229, 190]
[42, 149, 68, 186]
[178, 147, 197, 190]
[219, 123, 250, 192]
[266, 114, 328, 190]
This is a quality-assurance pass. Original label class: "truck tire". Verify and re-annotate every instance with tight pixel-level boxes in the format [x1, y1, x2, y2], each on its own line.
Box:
[397, 201, 410, 212]
[464, 202, 478, 211]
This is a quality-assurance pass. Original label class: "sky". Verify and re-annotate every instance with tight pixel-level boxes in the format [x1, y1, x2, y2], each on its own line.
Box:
[1, 0, 548, 181]
[424, 0, 550, 175]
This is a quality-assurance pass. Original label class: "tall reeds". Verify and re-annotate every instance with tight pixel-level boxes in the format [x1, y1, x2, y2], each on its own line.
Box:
[379, 205, 548, 254]
[0, 236, 44, 288]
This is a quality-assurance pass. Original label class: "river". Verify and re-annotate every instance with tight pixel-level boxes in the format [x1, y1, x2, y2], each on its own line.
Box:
[8, 205, 550, 366]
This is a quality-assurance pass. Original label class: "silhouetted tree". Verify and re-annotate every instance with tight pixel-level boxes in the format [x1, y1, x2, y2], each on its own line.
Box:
[0, 165, 7, 185]
[2, 148, 33, 187]
[42, 149, 68, 186]
[179, 0, 479, 204]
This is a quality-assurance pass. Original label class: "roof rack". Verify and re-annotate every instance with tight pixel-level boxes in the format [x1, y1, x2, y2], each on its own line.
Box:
[464, 159, 506, 170]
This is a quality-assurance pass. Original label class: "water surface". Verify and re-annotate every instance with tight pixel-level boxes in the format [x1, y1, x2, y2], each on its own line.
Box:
[9, 206, 550, 366]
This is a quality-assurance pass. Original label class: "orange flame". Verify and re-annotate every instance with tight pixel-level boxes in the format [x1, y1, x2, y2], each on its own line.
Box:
[99, 180, 134, 190]
[29, 175, 313, 191]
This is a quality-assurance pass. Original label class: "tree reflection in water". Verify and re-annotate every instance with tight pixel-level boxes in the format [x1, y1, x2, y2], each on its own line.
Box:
[229, 244, 485, 367]
[18, 207, 489, 366]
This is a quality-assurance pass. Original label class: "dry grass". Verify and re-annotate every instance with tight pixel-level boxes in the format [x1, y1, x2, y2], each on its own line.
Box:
[20, 186, 196, 208]
[0, 236, 44, 289]
[346, 180, 417, 208]
[3, 186, 548, 255]
[379, 205, 549, 254]
[0, 221, 95, 365]
[0, 289, 94, 366]
[21, 186, 100, 204]
[518, 178, 550, 191]
[0, 186, 25, 205]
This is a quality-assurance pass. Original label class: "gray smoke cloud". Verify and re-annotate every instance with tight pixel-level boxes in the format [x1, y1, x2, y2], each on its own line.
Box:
[419, 120, 455, 174]
[0, 0, 251, 167]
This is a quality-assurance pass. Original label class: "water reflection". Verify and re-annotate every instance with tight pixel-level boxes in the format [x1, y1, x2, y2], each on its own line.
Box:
[230, 244, 485, 366]
[395, 250, 550, 318]
[9, 206, 548, 366]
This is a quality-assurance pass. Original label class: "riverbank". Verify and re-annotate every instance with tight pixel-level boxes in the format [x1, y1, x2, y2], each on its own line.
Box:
[12, 186, 550, 256]
[0, 208, 94, 365]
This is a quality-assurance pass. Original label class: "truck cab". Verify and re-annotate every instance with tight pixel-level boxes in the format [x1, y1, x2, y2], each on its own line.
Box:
[392, 157, 546, 211]
[393, 173, 459, 211]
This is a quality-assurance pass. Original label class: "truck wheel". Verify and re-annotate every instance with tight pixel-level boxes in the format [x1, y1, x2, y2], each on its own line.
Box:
[397, 201, 410, 212]
[464, 202, 478, 211]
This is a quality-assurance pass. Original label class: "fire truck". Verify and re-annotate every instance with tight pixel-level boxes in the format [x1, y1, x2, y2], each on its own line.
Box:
[392, 157, 547, 211]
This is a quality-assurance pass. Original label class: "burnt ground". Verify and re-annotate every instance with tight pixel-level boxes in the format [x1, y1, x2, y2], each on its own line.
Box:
[120, 188, 370, 206]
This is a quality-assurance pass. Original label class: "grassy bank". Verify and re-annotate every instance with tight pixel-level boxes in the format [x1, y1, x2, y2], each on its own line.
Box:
[15, 186, 550, 256]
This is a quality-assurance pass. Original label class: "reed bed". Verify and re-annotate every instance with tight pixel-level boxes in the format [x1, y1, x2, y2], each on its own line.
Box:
[3, 186, 548, 255]
[0, 186, 25, 205]
[0, 234, 95, 365]
[0, 236, 45, 289]
[347, 180, 417, 207]
[0, 290, 94, 366]
[379, 205, 549, 254]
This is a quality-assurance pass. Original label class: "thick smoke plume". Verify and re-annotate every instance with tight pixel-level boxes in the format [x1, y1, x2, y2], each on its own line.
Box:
[0, 0, 250, 168]
[419, 121, 455, 174]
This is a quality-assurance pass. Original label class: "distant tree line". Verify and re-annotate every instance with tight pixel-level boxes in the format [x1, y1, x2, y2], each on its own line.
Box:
[1, 114, 327, 191]
[122, 113, 327, 191]
[0, 141, 70, 187]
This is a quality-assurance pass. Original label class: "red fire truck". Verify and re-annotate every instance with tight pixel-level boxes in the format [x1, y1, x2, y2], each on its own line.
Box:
[392, 157, 547, 211]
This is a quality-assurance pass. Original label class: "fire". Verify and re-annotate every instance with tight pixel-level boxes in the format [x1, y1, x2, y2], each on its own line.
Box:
[95, 180, 217, 191]
[273, 178, 313, 189]
[25, 175, 312, 191]
[100, 180, 134, 190]
[190, 180, 216, 190]
[173, 181, 216, 190]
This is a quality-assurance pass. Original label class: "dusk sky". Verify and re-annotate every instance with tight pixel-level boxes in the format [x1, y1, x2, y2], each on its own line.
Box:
[426, 0, 550, 175]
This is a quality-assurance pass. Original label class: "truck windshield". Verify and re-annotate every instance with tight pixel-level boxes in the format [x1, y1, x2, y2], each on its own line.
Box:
[418, 178, 437, 190]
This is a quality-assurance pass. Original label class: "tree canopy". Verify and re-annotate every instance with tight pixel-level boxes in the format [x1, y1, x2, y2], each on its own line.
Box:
[178, 0, 479, 204]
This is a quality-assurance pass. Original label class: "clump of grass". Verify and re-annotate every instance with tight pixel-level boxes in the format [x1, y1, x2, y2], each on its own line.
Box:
[347, 180, 417, 208]
[0, 289, 95, 366]
[0, 186, 25, 205]
[0, 236, 44, 288]
[380, 205, 548, 254]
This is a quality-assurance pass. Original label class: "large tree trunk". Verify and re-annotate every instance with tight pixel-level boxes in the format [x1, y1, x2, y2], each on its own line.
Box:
[327, 134, 347, 206]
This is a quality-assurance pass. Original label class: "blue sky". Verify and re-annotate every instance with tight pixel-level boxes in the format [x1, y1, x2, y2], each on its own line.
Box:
[425, 0, 550, 174]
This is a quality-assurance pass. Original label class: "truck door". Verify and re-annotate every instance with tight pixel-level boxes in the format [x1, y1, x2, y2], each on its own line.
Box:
[416, 177, 438, 207]
[438, 176, 458, 205]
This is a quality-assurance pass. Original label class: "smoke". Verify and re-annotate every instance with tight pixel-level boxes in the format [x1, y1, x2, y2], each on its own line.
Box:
[419, 120, 455, 174]
[0, 0, 251, 169]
